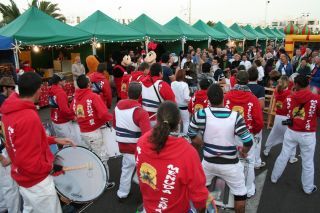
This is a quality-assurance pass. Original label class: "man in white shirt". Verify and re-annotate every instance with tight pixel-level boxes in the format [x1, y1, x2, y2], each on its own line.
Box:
[240, 54, 252, 71]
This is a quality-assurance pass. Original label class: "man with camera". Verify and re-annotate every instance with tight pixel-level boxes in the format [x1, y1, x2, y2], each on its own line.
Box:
[271, 74, 320, 194]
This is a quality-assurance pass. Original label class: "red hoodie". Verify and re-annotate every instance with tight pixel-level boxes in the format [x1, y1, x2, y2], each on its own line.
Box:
[49, 84, 74, 124]
[274, 89, 291, 116]
[188, 89, 209, 114]
[224, 87, 264, 134]
[71, 88, 113, 133]
[113, 99, 151, 154]
[89, 72, 112, 109]
[141, 76, 176, 119]
[136, 131, 208, 212]
[131, 71, 145, 82]
[230, 75, 237, 88]
[1, 93, 55, 187]
[284, 89, 320, 132]
[120, 73, 131, 100]
[113, 65, 126, 98]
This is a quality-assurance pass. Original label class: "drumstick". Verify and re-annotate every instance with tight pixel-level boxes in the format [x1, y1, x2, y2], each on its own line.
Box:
[63, 163, 93, 172]
[149, 113, 157, 119]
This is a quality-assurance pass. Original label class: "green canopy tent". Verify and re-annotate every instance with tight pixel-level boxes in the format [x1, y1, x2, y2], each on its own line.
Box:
[128, 14, 180, 52]
[271, 27, 285, 40]
[265, 27, 282, 40]
[255, 26, 276, 40]
[243, 25, 268, 40]
[0, 7, 92, 69]
[76, 10, 144, 54]
[230, 23, 257, 50]
[192, 20, 227, 46]
[164, 17, 208, 52]
[230, 23, 256, 40]
[274, 28, 285, 37]
[212, 22, 244, 40]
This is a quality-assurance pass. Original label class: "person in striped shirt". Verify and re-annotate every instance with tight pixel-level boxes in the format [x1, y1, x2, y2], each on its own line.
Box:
[187, 83, 253, 213]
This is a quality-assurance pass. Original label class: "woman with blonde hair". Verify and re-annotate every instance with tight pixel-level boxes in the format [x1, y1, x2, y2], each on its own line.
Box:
[263, 76, 298, 163]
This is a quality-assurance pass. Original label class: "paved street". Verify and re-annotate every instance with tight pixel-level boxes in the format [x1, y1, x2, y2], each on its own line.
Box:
[39, 108, 320, 213]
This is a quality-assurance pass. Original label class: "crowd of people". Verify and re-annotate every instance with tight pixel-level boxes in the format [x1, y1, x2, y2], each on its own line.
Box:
[0, 42, 320, 213]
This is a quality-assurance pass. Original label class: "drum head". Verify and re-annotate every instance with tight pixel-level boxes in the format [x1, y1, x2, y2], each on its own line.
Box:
[53, 146, 107, 203]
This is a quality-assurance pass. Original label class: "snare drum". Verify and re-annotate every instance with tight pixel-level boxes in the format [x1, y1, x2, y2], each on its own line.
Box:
[53, 146, 107, 203]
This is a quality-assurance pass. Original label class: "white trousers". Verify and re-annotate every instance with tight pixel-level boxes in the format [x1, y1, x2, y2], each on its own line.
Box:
[81, 128, 110, 180]
[202, 160, 247, 196]
[117, 154, 137, 198]
[0, 164, 21, 213]
[253, 131, 263, 167]
[19, 176, 62, 213]
[245, 145, 255, 197]
[180, 109, 190, 134]
[236, 135, 255, 197]
[264, 115, 296, 159]
[52, 121, 85, 147]
[271, 129, 316, 193]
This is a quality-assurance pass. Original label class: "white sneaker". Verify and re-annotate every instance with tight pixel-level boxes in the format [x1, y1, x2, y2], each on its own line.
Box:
[263, 150, 269, 157]
[289, 157, 298, 164]
[255, 162, 266, 169]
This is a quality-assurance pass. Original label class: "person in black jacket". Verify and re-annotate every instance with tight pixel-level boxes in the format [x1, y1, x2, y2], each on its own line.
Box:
[297, 58, 311, 76]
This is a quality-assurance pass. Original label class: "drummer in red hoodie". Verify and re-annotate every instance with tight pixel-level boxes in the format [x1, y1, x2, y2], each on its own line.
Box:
[224, 70, 263, 198]
[131, 62, 150, 82]
[89, 63, 112, 109]
[113, 82, 151, 200]
[141, 63, 175, 126]
[49, 74, 78, 141]
[188, 78, 212, 114]
[72, 74, 115, 189]
[136, 101, 211, 212]
[271, 74, 320, 194]
[1, 72, 74, 213]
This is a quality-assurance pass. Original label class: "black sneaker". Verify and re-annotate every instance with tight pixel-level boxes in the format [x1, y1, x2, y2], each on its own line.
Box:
[105, 182, 115, 190]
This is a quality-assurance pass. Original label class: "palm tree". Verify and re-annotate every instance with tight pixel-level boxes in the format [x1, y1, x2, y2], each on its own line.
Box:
[0, 0, 21, 26]
[29, 0, 66, 22]
[207, 21, 215, 27]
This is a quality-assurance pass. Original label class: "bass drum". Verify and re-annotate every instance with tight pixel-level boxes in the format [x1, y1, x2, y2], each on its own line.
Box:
[53, 146, 107, 203]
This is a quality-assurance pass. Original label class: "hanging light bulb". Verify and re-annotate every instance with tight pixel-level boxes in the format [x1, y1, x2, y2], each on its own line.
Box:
[33, 46, 40, 53]
[96, 43, 101, 48]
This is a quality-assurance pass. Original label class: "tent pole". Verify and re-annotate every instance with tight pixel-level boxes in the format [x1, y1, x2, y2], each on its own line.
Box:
[256, 38, 258, 47]
[243, 39, 246, 52]
[13, 39, 20, 70]
[182, 37, 186, 54]
[92, 37, 97, 55]
[208, 36, 212, 49]
[145, 37, 149, 54]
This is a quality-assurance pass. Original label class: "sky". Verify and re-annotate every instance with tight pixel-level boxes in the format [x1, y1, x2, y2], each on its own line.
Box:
[1, 0, 320, 26]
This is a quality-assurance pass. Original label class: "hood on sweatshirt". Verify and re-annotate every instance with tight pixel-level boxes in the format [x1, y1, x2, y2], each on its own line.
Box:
[89, 72, 105, 83]
[138, 131, 191, 160]
[226, 89, 253, 104]
[74, 88, 92, 100]
[1, 93, 36, 115]
[116, 99, 141, 110]
[291, 89, 314, 105]
[48, 84, 64, 97]
[141, 76, 162, 88]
